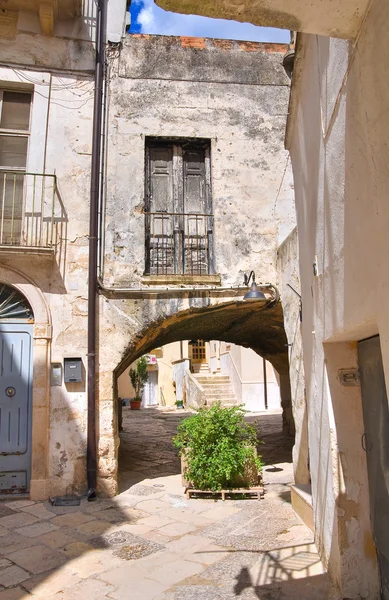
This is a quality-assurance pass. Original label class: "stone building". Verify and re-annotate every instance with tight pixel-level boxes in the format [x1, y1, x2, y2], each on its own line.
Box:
[0, 0, 126, 499]
[97, 33, 297, 495]
[156, 0, 389, 597]
[0, 18, 297, 503]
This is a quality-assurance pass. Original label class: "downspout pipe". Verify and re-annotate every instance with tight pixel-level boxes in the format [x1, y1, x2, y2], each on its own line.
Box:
[87, 0, 107, 500]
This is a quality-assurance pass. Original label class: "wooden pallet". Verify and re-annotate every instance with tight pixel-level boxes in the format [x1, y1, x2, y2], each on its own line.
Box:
[185, 486, 264, 501]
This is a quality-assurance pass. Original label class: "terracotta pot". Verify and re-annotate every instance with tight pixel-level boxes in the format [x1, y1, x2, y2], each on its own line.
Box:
[130, 399, 142, 410]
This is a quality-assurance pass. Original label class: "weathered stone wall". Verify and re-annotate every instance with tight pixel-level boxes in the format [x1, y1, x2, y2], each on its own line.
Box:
[95, 34, 296, 495]
[276, 227, 308, 484]
[103, 34, 295, 287]
[0, 19, 95, 497]
[285, 0, 388, 593]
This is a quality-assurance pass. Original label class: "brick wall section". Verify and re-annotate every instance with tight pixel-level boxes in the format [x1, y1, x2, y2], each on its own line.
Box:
[130, 34, 288, 54]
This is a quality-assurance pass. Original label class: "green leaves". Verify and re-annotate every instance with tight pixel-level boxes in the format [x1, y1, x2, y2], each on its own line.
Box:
[173, 403, 263, 491]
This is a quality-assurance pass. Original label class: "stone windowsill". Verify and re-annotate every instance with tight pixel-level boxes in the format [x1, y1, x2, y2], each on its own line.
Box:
[141, 274, 222, 286]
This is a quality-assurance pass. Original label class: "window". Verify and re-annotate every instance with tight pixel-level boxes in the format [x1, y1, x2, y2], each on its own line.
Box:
[145, 138, 214, 276]
[0, 90, 32, 244]
[189, 340, 206, 361]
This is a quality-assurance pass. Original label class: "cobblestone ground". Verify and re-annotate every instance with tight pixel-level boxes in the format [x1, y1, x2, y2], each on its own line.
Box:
[0, 408, 329, 600]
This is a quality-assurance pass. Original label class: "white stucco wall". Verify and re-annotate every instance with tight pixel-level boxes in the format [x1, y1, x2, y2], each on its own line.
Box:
[286, 0, 388, 594]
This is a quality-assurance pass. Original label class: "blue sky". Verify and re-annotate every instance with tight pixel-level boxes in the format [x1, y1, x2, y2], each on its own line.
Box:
[129, 0, 290, 43]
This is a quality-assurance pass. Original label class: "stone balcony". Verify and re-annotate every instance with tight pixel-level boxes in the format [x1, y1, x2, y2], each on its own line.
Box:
[0, 0, 82, 36]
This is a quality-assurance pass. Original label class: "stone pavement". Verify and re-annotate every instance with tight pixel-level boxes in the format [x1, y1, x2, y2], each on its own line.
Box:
[0, 407, 329, 600]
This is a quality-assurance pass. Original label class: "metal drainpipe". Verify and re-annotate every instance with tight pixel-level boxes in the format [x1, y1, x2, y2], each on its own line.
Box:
[87, 0, 107, 500]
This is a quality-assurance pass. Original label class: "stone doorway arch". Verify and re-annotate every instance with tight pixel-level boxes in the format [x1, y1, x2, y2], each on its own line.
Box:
[0, 265, 51, 500]
[97, 294, 293, 495]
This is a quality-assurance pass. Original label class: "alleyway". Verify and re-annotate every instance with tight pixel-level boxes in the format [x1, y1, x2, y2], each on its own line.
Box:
[0, 408, 329, 600]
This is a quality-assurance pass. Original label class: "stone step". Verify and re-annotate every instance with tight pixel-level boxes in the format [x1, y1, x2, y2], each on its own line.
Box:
[206, 399, 238, 407]
[199, 379, 232, 384]
[195, 376, 230, 382]
[202, 390, 235, 396]
[200, 385, 234, 394]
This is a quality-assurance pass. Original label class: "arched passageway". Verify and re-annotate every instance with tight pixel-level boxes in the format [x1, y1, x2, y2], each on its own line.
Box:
[114, 298, 294, 434]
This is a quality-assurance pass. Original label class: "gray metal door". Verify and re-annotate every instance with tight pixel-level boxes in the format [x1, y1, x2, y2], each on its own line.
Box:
[0, 324, 33, 494]
[358, 335, 389, 599]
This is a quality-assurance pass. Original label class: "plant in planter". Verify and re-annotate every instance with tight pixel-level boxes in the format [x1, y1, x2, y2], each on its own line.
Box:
[129, 356, 148, 410]
[173, 403, 263, 491]
[175, 399, 184, 409]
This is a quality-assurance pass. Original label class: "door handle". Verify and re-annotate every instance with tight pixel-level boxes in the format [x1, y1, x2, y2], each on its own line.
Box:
[361, 432, 372, 452]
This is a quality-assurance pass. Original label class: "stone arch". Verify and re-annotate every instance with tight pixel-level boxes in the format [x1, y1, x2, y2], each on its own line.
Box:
[0, 264, 51, 500]
[97, 294, 294, 495]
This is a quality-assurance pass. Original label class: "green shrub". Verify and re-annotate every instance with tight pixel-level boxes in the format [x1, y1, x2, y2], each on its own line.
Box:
[129, 356, 148, 400]
[173, 403, 263, 491]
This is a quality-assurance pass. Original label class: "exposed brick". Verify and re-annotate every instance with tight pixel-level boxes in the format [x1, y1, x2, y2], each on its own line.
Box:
[210, 39, 233, 50]
[180, 36, 206, 49]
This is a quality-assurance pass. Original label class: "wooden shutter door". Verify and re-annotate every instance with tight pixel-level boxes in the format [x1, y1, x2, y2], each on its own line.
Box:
[145, 145, 174, 274]
[183, 147, 208, 274]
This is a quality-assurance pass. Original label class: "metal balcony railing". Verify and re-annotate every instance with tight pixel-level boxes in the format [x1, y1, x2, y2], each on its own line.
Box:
[0, 171, 65, 249]
[145, 211, 215, 276]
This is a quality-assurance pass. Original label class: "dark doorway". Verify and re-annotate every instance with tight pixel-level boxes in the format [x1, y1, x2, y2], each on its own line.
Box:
[358, 335, 389, 599]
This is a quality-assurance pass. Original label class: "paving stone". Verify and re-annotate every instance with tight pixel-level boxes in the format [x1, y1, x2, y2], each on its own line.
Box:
[50, 513, 94, 527]
[4, 501, 34, 510]
[74, 519, 111, 537]
[164, 535, 215, 555]
[0, 532, 37, 554]
[135, 499, 171, 513]
[96, 562, 149, 586]
[159, 508, 212, 527]
[0, 507, 16, 519]
[22, 568, 82, 597]
[65, 551, 125, 579]
[36, 530, 76, 549]
[0, 513, 39, 530]
[126, 483, 162, 497]
[49, 577, 115, 600]
[138, 514, 174, 529]
[148, 558, 204, 587]
[8, 544, 66, 575]
[108, 577, 169, 600]
[0, 561, 11, 571]
[18, 504, 56, 521]
[60, 542, 94, 559]
[15, 521, 59, 538]
[0, 588, 28, 600]
[158, 521, 197, 537]
[0, 527, 8, 538]
[0, 565, 30, 587]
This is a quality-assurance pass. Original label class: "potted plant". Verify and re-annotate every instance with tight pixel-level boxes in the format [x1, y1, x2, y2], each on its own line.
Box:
[175, 399, 184, 409]
[129, 356, 148, 410]
[173, 403, 263, 491]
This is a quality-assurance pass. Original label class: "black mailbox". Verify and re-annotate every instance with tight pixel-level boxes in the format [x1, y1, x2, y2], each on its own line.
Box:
[64, 357, 83, 383]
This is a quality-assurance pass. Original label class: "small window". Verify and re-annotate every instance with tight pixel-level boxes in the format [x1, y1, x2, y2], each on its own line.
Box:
[0, 90, 32, 244]
[189, 340, 206, 361]
[144, 138, 214, 276]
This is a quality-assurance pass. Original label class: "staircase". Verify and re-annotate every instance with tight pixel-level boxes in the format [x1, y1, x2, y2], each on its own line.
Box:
[193, 374, 237, 407]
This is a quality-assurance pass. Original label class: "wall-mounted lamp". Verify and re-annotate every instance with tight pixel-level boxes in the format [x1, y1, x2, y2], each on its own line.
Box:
[243, 271, 266, 301]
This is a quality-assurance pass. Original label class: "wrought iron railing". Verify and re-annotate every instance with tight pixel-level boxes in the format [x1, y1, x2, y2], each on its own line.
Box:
[0, 171, 65, 249]
[145, 211, 215, 275]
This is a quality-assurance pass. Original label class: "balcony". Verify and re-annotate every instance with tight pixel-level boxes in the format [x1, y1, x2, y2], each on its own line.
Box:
[0, 171, 66, 254]
[0, 0, 82, 36]
[144, 211, 215, 277]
